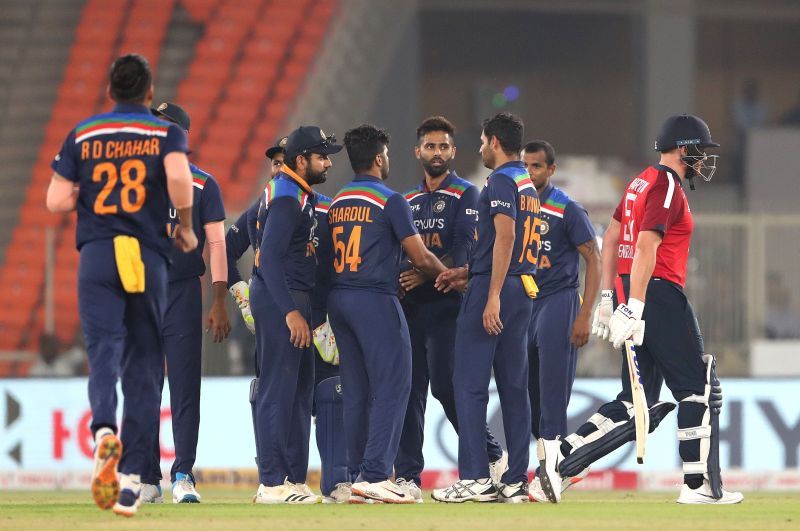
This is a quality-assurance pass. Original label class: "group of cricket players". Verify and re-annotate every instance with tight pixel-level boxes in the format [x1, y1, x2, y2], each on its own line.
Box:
[45, 53, 743, 518]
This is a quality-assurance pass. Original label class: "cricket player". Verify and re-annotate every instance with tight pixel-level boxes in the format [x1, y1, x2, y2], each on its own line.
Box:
[46, 54, 197, 517]
[138, 102, 230, 504]
[395, 116, 507, 502]
[433, 112, 540, 504]
[553, 114, 743, 505]
[326, 124, 447, 504]
[520, 141, 600, 502]
[251, 126, 342, 504]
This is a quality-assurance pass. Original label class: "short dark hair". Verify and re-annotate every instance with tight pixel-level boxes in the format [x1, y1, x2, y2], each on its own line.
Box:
[522, 140, 556, 166]
[109, 54, 152, 104]
[416, 115, 456, 144]
[482, 112, 524, 155]
[344, 124, 390, 173]
[284, 152, 310, 171]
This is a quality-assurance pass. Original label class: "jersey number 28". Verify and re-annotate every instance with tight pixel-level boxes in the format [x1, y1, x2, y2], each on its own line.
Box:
[92, 159, 147, 215]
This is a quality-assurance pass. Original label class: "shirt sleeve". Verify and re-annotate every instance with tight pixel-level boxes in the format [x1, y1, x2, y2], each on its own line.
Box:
[199, 177, 226, 226]
[385, 193, 418, 242]
[565, 201, 596, 247]
[259, 196, 301, 316]
[225, 211, 251, 287]
[51, 130, 79, 182]
[313, 212, 333, 302]
[487, 174, 518, 220]
[161, 123, 189, 156]
[641, 173, 683, 234]
[246, 198, 260, 250]
[449, 185, 479, 266]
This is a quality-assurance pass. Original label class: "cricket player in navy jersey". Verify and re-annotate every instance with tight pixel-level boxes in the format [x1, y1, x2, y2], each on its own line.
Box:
[136, 102, 230, 505]
[519, 141, 600, 503]
[433, 112, 541, 504]
[555, 114, 743, 505]
[46, 54, 197, 517]
[326, 124, 448, 504]
[251, 126, 342, 504]
[395, 116, 507, 502]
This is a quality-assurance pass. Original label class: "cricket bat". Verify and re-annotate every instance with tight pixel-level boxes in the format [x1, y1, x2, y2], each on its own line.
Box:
[625, 339, 649, 464]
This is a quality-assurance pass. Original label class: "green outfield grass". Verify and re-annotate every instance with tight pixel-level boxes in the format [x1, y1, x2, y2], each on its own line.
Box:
[0, 489, 797, 530]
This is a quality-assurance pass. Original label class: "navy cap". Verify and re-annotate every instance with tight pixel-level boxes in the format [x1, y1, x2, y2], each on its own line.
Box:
[284, 126, 342, 159]
[654, 114, 719, 151]
[152, 102, 190, 131]
[265, 136, 288, 159]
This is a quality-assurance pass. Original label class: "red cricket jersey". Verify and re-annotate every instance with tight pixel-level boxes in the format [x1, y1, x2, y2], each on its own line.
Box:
[612, 164, 693, 287]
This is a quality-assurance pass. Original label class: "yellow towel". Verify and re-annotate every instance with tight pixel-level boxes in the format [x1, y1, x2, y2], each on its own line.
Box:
[113, 235, 145, 293]
[521, 274, 539, 299]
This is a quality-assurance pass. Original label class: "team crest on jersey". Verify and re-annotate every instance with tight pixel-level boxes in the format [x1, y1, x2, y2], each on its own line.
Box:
[539, 219, 550, 235]
[433, 199, 446, 213]
[157, 102, 168, 112]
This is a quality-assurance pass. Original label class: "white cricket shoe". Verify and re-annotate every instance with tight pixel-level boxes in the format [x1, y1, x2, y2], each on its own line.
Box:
[289, 481, 320, 501]
[91, 430, 122, 511]
[112, 474, 141, 518]
[351, 480, 415, 504]
[396, 478, 423, 503]
[489, 450, 509, 485]
[676, 481, 744, 505]
[323, 482, 352, 504]
[139, 483, 163, 504]
[253, 480, 320, 504]
[431, 478, 498, 503]
[528, 477, 548, 503]
[498, 481, 529, 503]
[537, 438, 564, 503]
[172, 472, 201, 503]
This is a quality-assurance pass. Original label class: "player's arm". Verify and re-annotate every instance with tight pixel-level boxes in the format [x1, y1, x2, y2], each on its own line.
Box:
[402, 235, 447, 279]
[484, 213, 514, 335]
[388, 194, 447, 279]
[629, 230, 661, 301]
[205, 218, 231, 342]
[226, 211, 251, 287]
[600, 218, 620, 290]
[46, 173, 78, 213]
[260, 196, 310, 348]
[449, 185, 479, 267]
[164, 151, 197, 252]
[573, 237, 601, 347]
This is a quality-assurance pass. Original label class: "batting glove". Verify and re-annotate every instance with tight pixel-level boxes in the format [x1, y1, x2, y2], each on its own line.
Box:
[591, 290, 614, 339]
[609, 298, 645, 349]
[229, 280, 255, 335]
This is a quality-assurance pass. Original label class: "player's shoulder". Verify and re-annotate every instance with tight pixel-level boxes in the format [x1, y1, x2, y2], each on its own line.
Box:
[315, 193, 332, 214]
[334, 178, 397, 209]
[437, 173, 475, 199]
[403, 183, 424, 202]
[491, 163, 534, 193]
[541, 186, 573, 218]
[189, 164, 215, 190]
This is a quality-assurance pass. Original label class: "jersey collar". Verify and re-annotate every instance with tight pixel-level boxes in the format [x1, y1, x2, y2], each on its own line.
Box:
[421, 171, 456, 193]
[354, 174, 383, 183]
[279, 165, 314, 194]
[654, 164, 684, 188]
[538, 183, 555, 203]
[112, 103, 153, 115]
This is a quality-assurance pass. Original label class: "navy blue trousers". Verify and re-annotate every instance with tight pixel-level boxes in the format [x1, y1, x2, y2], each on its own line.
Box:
[453, 274, 533, 484]
[527, 288, 580, 439]
[143, 277, 202, 485]
[327, 289, 412, 483]
[79, 239, 167, 477]
[396, 296, 503, 485]
[250, 277, 314, 486]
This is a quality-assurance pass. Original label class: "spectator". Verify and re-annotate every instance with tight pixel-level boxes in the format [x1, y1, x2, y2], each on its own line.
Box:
[779, 89, 800, 126]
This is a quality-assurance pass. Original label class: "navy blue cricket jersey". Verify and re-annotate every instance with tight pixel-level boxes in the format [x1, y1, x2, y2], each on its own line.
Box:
[469, 161, 541, 276]
[51, 103, 188, 258]
[312, 194, 333, 314]
[402, 171, 478, 304]
[167, 164, 226, 281]
[328, 175, 418, 295]
[225, 198, 259, 287]
[254, 168, 317, 315]
[534, 184, 595, 299]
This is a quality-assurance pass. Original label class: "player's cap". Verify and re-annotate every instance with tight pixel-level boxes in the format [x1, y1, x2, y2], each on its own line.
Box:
[265, 136, 288, 159]
[284, 126, 343, 159]
[654, 114, 719, 151]
[152, 102, 190, 131]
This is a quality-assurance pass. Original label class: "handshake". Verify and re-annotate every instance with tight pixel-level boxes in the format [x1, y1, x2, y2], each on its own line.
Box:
[400, 266, 470, 294]
[591, 289, 646, 350]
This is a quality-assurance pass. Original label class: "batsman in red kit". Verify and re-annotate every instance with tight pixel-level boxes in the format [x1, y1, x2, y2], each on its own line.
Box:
[551, 115, 743, 505]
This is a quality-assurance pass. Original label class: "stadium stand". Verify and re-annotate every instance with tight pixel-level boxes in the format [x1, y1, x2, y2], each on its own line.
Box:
[0, 0, 336, 375]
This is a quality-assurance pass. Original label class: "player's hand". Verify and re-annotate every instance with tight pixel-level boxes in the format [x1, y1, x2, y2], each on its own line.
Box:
[591, 290, 614, 339]
[609, 298, 645, 349]
[206, 300, 232, 343]
[399, 269, 426, 292]
[286, 310, 311, 348]
[174, 224, 198, 252]
[229, 281, 256, 334]
[571, 311, 591, 348]
[435, 266, 469, 293]
[482, 294, 503, 335]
